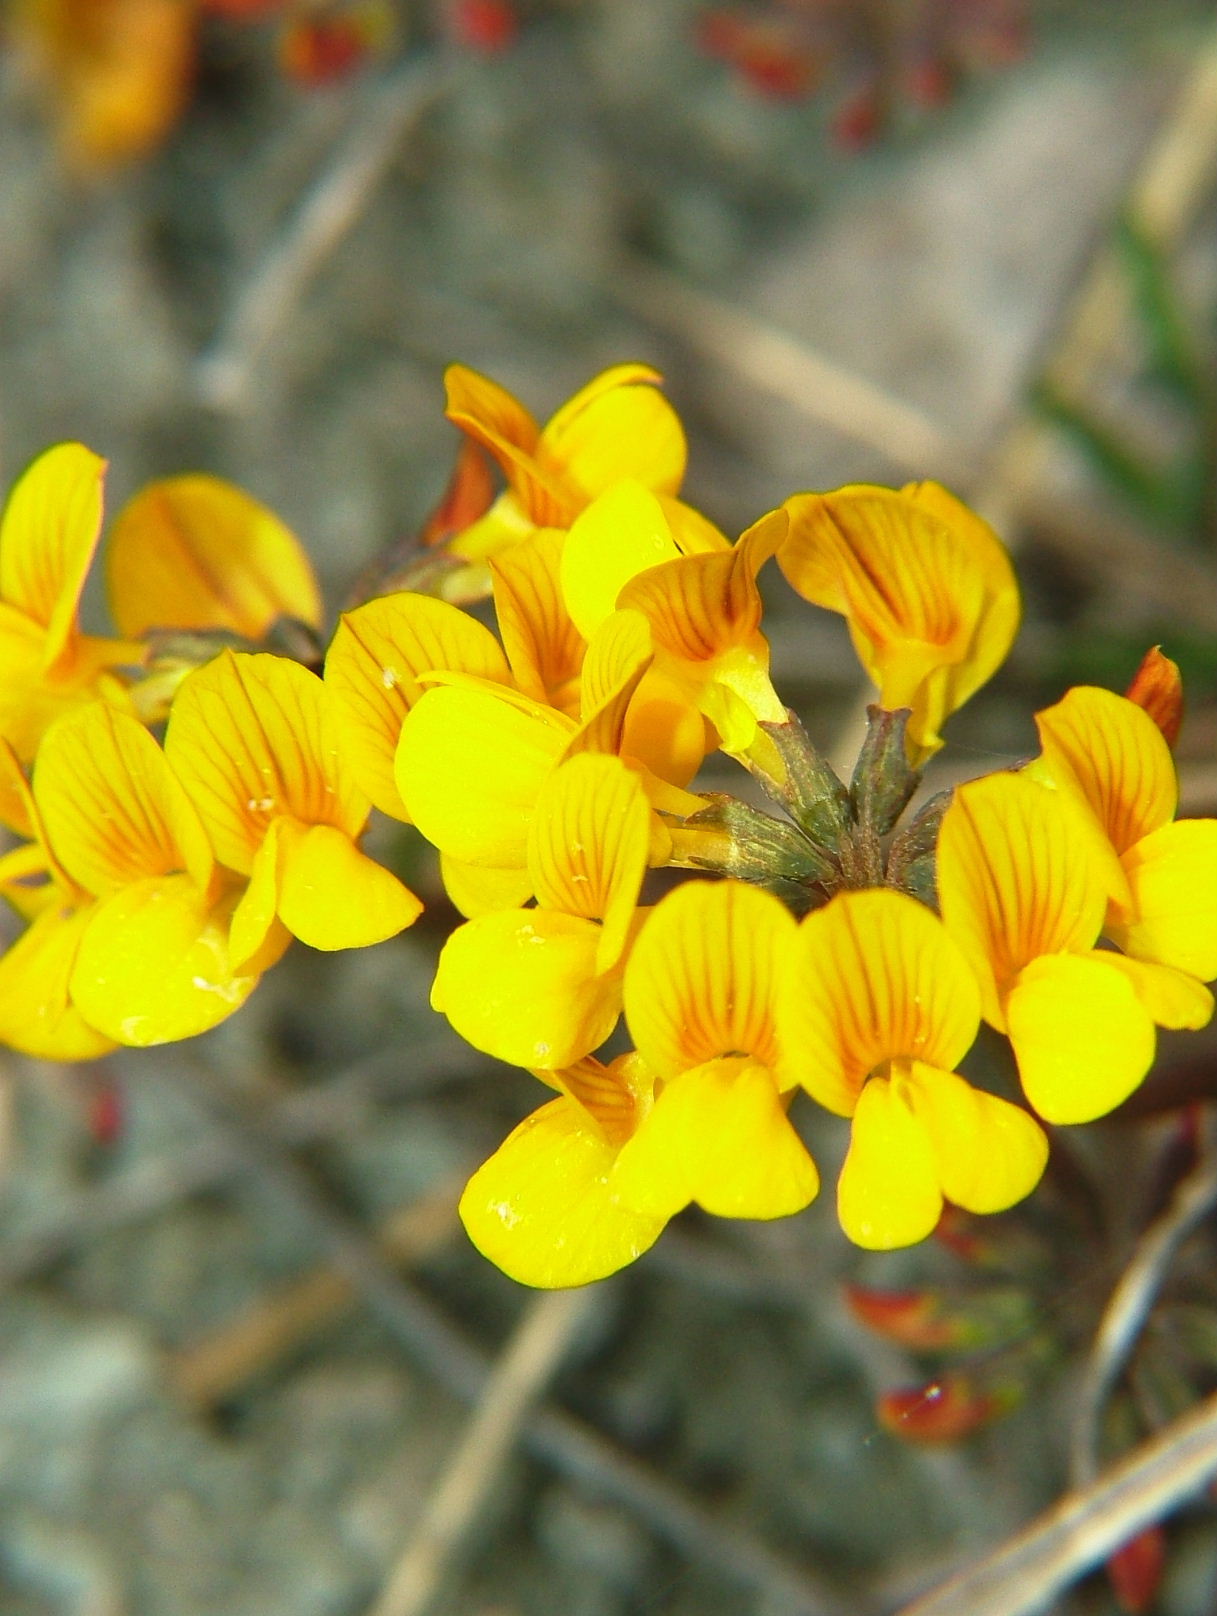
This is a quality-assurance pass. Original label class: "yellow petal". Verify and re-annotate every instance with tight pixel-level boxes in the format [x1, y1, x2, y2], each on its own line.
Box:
[904, 1061, 1048, 1215]
[526, 753, 649, 972]
[69, 875, 261, 1045]
[1035, 686, 1176, 856]
[778, 888, 980, 1113]
[1005, 952, 1156, 1124]
[620, 664, 710, 787]
[623, 878, 796, 1077]
[274, 819, 422, 949]
[0, 900, 116, 1060]
[538, 372, 686, 502]
[553, 1052, 651, 1147]
[659, 496, 731, 556]
[395, 683, 571, 868]
[617, 507, 784, 663]
[837, 1076, 941, 1250]
[444, 365, 574, 526]
[459, 1096, 666, 1288]
[166, 650, 368, 873]
[446, 489, 536, 568]
[1096, 952, 1213, 1031]
[106, 474, 322, 641]
[0, 734, 37, 838]
[490, 526, 584, 711]
[431, 907, 620, 1068]
[610, 1057, 819, 1220]
[0, 442, 105, 673]
[937, 770, 1112, 1026]
[561, 483, 682, 641]
[780, 484, 1018, 761]
[229, 829, 281, 972]
[325, 592, 511, 820]
[440, 853, 535, 919]
[1113, 818, 1217, 981]
[34, 702, 213, 895]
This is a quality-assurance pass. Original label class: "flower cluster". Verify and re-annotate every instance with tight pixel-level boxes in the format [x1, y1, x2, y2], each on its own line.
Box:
[2, 367, 1214, 1291]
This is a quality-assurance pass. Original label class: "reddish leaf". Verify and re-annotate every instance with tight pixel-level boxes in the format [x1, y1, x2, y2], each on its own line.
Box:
[450, 0, 518, 54]
[878, 1374, 1008, 1444]
[845, 1285, 967, 1351]
[420, 438, 498, 548]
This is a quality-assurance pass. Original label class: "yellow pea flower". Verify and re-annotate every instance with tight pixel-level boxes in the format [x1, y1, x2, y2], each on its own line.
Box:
[778, 888, 1047, 1250]
[779, 481, 1020, 764]
[0, 704, 269, 1053]
[395, 608, 696, 912]
[459, 878, 819, 1289]
[460, 1052, 667, 1288]
[442, 362, 688, 569]
[937, 770, 1159, 1125]
[164, 650, 422, 968]
[609, 879, 820, 1224]
[431, 753, 656, 1069]
[0, 442, 141, 762]
[560, 481, 786, 777]
[106, 474, 323, 644]
[1033, 686, 1217, 1015]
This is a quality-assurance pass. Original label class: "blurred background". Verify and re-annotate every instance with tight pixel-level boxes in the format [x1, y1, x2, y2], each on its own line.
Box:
[1, 2, 1216, 1613]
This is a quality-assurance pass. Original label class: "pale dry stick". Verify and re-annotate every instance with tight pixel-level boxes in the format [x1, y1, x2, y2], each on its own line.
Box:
[196, 50, 461, 412]
[1069, 1114, 1217, 1489]
[895, 1387, 1217, 1616]
[611, 254, 965, 484]
[367, 1289, 598, 1616]
[178, 1060, 854, 1616]
[170, 1169, 466, 1406]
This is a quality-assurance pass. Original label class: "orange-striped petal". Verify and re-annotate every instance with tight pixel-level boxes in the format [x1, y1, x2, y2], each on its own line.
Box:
[778, 888, 980, 1113]
[0, 900, 116, 1060]
[838, 1075, 941, 1250]
[69, 876, 261, 1045]
[432, 908, 621, 1068]
[325, 591, 511, 820]
[1005, 952, 1156, 1124]
[527, 753, 649, 974]
[395, 682, 572, 868]
[780, 483, 1018, 761]
[1112, 818, 1217, 981]
[623, 878, 796, 1078]
[274, 819, 422, 949]
[490, 526, 584, 712]
[106, 475, 322, 641]
[1034, 686, 1176, 856]
[538, 368, 686, 502]
[0, 442, 105, 673]
[166, 650, 368, 873]
[459, 1095, 666, 1288]
[904, 1061, 1048, 1215]
[561, 483, 682, 641]
[937, 770, 1114, 1026]
[445, 365, 573, 526]
[34, 703, 213, 896]
[609, 1056, 819, 1220]
[1124, 646, 1183, 749]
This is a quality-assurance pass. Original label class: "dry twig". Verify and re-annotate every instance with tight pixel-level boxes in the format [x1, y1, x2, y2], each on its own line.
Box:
[895, 1387, 1217, 1616]
[1069, 1111, 1217, 1487]
[367, 1288, 599, 1616]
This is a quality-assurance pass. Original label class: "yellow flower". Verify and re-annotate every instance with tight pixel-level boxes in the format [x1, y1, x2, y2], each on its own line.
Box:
[937, 770, 1159, 1124]
[431, 753, 657, 1068]
[0, 443, 141, 762]
[0, 704, 268, 1053]
[778, 888, 1047, 1250]
[779, 481, 1019, 764]
[164, 650, 422, 968]
[1033, 685, 1217, 1009]
[560, 481, 787, 777]
[442, 362, 688, 568]
[395, 608, 697, 913]
[106, 473, 323, 645]
[459, 878, 819, 1288]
